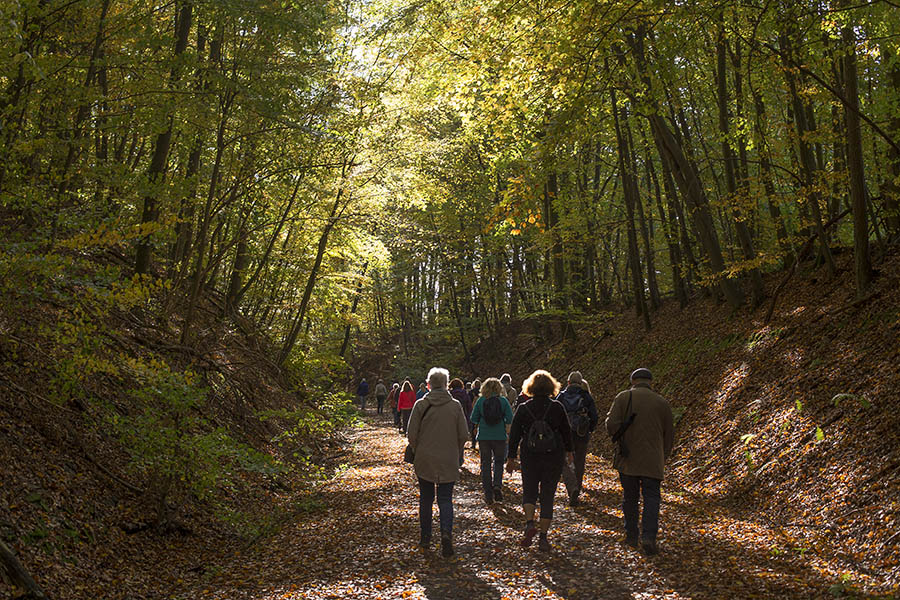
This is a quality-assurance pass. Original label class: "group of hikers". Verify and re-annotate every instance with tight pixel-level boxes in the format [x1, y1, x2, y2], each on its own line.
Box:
[355, 366, 674, 559]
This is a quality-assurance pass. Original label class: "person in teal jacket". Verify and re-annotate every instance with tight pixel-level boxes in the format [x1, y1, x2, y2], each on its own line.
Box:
[470, 377, 514, 505]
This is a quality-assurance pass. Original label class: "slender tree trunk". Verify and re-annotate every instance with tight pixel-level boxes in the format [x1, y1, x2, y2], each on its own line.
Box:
[628, 29, 744, 309]
[842, 18, 873, 297]
[781, 30, 837, 277]
[280, 189, 344, 364]
[135, 0, 193, 275]
[340, 262, 369, 358]
[717, 22, 765, 306]
[611, 86, 651, 329]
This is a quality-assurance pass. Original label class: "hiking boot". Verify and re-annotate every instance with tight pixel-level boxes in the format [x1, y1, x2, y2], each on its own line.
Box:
[440, 529, 454, 558]
[641, 539, 659, 555]
[484, 491, 494, 506]
[493, 487, 503, 501]
[538, 533, 551, 552]
[418, 531, 431, 549]
[568, 492, 579, 507]
[621, 535, 639, 548]
[520, 521, 537, 548]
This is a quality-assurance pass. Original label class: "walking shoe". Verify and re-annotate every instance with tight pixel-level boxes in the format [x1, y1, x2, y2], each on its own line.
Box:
[440, 529, 454, 558]
[568, 492, 579, 507]
[418, 531, 431, 549]
[520, 521, 537, 547]
[538, 533, 551, 552]
[621, 535, 639, 548]
[641, 539, 659, 555]
[484, 492, 494, 506]
[493, 487, 503, 501]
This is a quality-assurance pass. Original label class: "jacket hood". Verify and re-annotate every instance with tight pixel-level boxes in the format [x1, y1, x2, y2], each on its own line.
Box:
[424, 389, 454, 406]
[561, 386, 584, 399]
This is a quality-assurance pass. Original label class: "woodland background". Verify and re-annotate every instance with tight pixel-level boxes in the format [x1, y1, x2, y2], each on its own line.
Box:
[1, 0, 899, 598]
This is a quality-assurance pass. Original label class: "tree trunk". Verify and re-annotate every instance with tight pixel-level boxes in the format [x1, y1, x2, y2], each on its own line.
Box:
[781, 30, 837, 277]
[611, 86, 651, 330]
[0, 540, 49, 600]
[628, 29, 744, 309]
[279, 189, 344, 364]
[135, 0, 193, 275]
[717, 22, 765, 306]
[842, 18, 873, 297]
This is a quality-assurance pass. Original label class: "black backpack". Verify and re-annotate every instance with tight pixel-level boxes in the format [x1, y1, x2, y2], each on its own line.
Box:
[524, 403, 559, 454]
[482, 395, 504, 425]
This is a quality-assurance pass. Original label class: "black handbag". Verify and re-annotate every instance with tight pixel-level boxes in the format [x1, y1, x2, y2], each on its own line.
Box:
[403, 402, 434, 464]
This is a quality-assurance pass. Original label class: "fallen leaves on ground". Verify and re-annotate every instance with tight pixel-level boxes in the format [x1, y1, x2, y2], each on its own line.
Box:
[168, 415, 896, 600]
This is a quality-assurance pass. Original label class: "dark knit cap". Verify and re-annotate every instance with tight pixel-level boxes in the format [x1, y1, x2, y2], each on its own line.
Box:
[630, 368, 652, 381]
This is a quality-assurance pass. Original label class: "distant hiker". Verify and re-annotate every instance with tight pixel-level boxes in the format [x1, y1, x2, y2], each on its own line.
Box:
[407, 367, 469, 557]
[470, 377, 513, 505]
[449, 378, 472, 442]
[556, 370, 599, 506]
[398, 380, 416, 434]
[375, 379, 388, 416]
[416, 382, 428, 400]
[387, 382, 401, 428]
[500, 373, 517, 403]
[605, 368, 674, 555]
[468, 378, 482, 446]
[506, 370, 574, 552]
[356, 378, 369, 411]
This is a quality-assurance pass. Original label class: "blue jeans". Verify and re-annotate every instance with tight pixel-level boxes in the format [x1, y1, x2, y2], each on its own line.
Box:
[418, 478, 454, 536]
[479, 439, 507, 496]
[619, 473, 661, 542]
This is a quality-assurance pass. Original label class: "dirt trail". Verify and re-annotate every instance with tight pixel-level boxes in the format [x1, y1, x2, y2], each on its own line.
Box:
[186, 415, 855, 599]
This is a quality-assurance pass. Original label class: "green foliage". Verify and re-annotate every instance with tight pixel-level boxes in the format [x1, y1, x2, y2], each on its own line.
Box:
[111, 360, 277, 511]
[258, 389, 357, 477]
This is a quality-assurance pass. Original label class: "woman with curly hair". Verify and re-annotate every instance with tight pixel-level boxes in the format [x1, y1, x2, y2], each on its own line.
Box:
[506, 369, 573, 552]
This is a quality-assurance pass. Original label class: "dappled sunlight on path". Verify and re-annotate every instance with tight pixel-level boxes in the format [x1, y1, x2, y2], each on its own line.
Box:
[184, 413, 880, 599]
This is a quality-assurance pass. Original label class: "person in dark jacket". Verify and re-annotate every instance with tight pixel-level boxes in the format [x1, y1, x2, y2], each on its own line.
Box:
[605, 368, 674, 555]
[468, 378, 482, 446]
[356, 378, 369, 411]
[506, 370, 574, 552]
[387, 382, 401, 428]
[556, 370, 599, 506]
[449, 378, 472, 436]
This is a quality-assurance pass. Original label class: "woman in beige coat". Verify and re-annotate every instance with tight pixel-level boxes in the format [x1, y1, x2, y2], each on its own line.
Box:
[407, 367, 469, 557]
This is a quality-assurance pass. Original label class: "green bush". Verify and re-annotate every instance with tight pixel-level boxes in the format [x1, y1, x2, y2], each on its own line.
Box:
[111, 360, 276, 526]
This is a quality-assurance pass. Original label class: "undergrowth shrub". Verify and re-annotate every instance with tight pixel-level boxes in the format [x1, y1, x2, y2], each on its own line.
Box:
[259, 389, 357, 478]
[110, 360, 278, 527]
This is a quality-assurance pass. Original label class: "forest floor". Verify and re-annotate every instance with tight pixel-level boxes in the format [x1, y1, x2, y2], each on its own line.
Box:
[175, 413, 892, 600]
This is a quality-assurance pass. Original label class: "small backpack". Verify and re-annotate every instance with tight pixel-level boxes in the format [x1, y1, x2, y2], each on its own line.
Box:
[524, 403, 559, 454]
[562, 390, 591, 437]
[482, 395, 504, 425]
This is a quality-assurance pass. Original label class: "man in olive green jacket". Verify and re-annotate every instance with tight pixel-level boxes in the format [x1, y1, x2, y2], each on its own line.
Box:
[605, 368, 674, 555]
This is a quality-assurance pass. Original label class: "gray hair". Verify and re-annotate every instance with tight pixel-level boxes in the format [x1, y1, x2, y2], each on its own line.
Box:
[427, 367, 450, 390]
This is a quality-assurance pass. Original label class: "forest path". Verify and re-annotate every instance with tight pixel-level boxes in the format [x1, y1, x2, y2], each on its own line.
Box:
[190, 414, 842, 600]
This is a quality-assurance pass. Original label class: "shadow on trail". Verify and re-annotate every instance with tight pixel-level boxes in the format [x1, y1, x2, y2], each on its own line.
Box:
[414, 562, 504, 600]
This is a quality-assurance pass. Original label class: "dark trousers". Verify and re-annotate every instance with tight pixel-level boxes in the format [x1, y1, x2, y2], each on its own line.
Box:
[562, 435, 590, 497]
[418, 478, 454, 536]
[521, 454, 563, 520]
[619, 473, 662, 542]
[376, 395, 386, 414]
[479, 439, 507, 497]
[400, 409, 412, 433]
